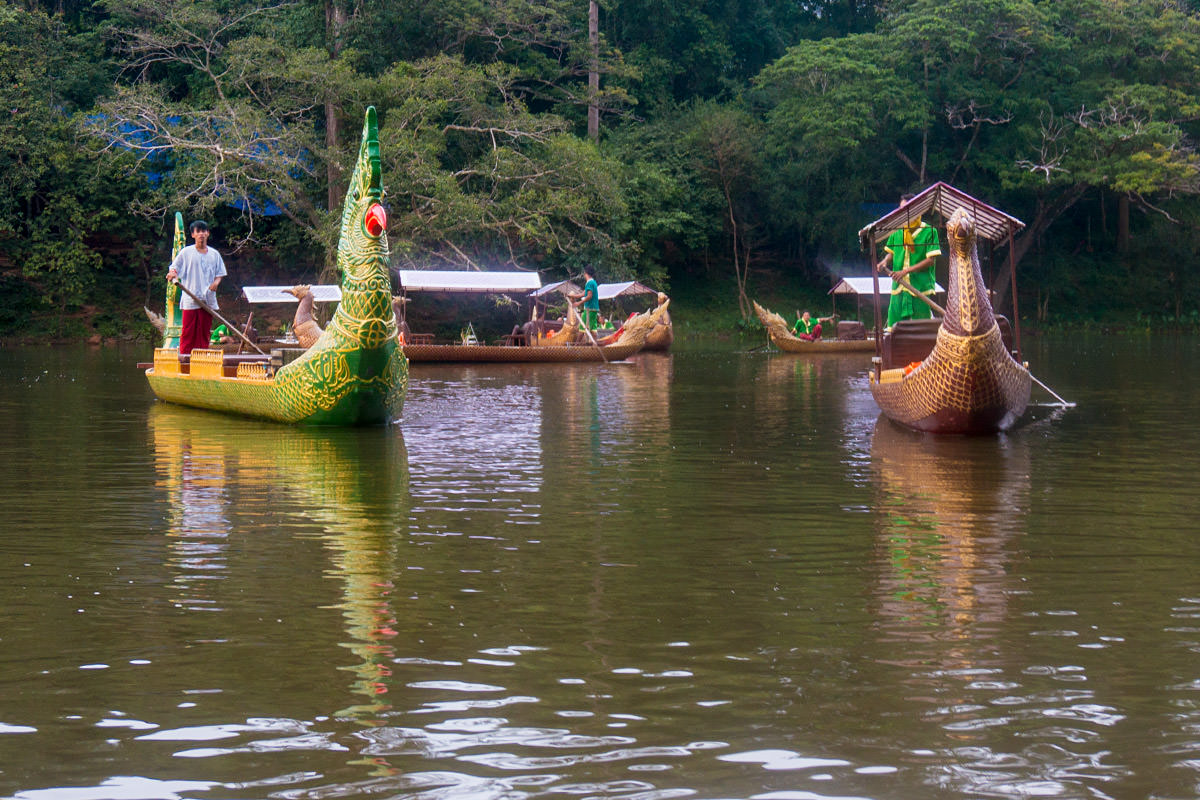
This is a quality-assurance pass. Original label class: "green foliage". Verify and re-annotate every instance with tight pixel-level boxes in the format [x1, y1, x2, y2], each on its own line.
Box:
[5, 0, 1200, 334]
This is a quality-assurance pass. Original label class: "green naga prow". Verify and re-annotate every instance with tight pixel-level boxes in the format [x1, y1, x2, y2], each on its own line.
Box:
[145, 106, 408, 425]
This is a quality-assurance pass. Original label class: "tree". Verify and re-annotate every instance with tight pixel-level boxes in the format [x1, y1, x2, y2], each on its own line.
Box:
[83, 0, 636, 280]
[754, 0, 1200, 315]
[375, 54, 634, 274]
[686, 101, 765, 319]
[0, 5, 145, 328]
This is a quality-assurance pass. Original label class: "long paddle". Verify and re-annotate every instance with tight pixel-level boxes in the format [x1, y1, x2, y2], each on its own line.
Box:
[573, 303, 608, 363]
[172, 280, 268, 356]
[1029, 372, 1076, 408]
[887, 273, 946, 317]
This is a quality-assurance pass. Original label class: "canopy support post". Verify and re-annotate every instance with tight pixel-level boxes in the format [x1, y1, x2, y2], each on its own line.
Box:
[870, 239, 883, 375]
[1007, 228, 1023, 363]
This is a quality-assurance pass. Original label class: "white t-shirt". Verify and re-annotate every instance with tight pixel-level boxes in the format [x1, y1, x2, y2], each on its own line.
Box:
[170, 245, 227, 310]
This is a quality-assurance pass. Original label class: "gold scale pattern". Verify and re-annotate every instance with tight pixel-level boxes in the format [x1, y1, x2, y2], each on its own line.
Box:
[871, 207, 1030, 431]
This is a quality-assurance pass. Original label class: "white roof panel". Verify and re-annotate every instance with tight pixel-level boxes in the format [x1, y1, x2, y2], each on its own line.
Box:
[398, 270, 541, 293]
[830, 276, 944, 296]
[242, 285, 342, 303]
[597, 281, 657, 300]
[530, 279, 582, 298]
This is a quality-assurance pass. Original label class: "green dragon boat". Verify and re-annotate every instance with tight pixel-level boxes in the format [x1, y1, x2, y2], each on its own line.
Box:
[144, 107, 407, 425]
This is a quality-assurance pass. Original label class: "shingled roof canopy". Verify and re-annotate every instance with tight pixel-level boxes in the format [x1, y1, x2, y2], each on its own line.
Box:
[858, 181, 1025, 249]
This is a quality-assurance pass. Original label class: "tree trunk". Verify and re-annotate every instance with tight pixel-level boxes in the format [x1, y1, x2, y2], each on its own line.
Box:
[1117, 194, 1130, 253]
[990, 183, 1089, 313]
[587, 0, 599, 143]
[324, 0, 348, 276]
[723, 182, 748, 319]
[326, 101, 341, 214]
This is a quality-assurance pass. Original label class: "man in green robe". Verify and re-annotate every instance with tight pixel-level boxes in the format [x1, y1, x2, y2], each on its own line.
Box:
[876, 194, 941, 329]
[572, 265, 601, 331]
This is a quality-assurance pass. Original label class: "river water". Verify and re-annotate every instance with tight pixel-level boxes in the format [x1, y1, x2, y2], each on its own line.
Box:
[0, 334, 1197, 800]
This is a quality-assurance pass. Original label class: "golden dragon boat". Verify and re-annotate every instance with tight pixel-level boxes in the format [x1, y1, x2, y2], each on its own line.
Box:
[143, 107, 407, 425]
[752, 300, 876, 353]
[863, 183, 1030, 434]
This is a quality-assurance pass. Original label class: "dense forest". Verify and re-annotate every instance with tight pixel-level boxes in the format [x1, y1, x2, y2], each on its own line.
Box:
[3, 0, 1200, 340]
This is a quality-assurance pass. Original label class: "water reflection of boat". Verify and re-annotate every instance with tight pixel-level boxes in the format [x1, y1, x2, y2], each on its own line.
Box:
[148, 404, 410, 724]
[869, 417, 1030, 656]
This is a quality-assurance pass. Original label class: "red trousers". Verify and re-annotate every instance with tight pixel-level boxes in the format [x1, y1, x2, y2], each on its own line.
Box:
[180, 307, 214, 355]
[797, 323, 822, 342]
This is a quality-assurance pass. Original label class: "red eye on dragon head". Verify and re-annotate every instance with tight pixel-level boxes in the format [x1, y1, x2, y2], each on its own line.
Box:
[365, 204, 387, 237]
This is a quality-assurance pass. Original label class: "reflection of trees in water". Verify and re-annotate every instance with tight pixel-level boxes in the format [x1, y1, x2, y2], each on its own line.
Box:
[152, 411, 232, 613]
[403, 370, 544, 515]
[558, 354, 673, 468]
[149, 406, 410, 729]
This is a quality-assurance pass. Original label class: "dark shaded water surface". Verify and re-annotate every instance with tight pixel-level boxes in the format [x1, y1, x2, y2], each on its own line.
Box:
[1, 335, 1198, 800]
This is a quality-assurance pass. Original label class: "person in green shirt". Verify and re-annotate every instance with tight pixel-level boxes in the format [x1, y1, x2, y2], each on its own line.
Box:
[791, 310, 831, 341]
[572, 265, 601, 330]
[209, 323, 229, 346]
[876, 193, 941, 329]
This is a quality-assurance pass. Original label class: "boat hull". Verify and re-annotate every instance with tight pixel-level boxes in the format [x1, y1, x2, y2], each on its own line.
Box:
[147, 345, 405, 426]
[643, 320, 673, 351]
[403, 341, 644, 363]
[870, 323, 1030, 434]
[770, 334, 874, 354]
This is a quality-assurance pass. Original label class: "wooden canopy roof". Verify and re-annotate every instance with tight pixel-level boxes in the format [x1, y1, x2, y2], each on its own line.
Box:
[858, 182, 1024, 249]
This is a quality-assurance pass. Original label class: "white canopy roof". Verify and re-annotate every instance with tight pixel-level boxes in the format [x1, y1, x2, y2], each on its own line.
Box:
[530, 279, 659, 300]
[830, 276, 945, 296]
[243, 285, 342, 303]
[398, 270, 541, 293]
[530, 279, 581, 298]
[597, 281, 657, 300]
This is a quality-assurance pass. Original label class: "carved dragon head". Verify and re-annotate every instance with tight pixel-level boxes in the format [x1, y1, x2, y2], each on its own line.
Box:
[943, 206, 994, 337]
[336, 107, 389, 287]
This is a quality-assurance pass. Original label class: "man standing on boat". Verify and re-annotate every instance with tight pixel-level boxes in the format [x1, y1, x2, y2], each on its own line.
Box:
[572, 266, 601, 331]
[876, 193, 941, 329]
[166, 220, 226, 355]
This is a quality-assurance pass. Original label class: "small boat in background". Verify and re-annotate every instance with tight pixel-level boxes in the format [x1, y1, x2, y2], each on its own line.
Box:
[753, 301, 875, 353]
[533, 278, 673, 351]
[395, 271, 664, 362]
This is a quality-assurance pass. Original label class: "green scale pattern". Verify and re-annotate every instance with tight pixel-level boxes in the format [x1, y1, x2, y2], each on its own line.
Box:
[147, 107, 408, 425]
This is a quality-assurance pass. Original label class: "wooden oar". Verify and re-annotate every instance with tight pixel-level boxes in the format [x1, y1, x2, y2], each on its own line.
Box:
[172, 280, 268, 356]
[889, 273, 946, 316]
[1029, 372, 1076, 408]
[574, 304, 608, 363]
[235, 312, 254, 355]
